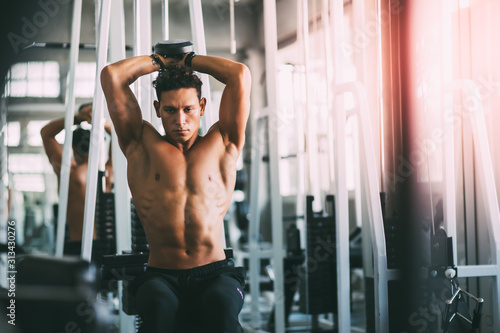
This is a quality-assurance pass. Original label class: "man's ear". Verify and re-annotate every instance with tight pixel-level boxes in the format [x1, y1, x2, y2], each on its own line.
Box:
[154, 100, 161, 118]
[199, 97, 206, 116]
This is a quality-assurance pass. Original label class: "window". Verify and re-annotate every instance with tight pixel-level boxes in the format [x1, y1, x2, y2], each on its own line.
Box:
[7, 121, 20, 147]
[75, 62, 96, 97]
[27, 121, 48, 146]
[6, 62, 60, 97]
[12, 174, 46, 192]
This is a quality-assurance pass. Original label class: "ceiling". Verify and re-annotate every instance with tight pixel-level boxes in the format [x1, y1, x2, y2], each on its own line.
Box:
[1, 0, 264, 93]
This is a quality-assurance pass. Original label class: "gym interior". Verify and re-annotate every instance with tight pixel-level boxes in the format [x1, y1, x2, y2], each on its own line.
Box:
[1, 0, 500, 332]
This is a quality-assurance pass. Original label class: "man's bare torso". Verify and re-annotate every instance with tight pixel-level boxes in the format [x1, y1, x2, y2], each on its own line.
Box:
[66, 162, 88, 242]
[127, 122, 238, 269]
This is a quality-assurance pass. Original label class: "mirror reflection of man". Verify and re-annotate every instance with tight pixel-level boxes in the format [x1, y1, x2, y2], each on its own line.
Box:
[41, 103, 112, 255]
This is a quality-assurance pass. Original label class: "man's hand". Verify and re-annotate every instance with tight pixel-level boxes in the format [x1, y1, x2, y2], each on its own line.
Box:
[154, 53, 187, 69]
[74, 104, 92, 124]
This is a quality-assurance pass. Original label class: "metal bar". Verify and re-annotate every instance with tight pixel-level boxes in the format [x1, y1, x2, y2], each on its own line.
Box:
[333, 82, 350, 333]
[229, 0, 236, 54]
[188, 0, 215, 133]
[455, 312, 472, 324]
[321, 0, 334, 198]
[55, 0, 83, 257]
[329, 1, 350, 331]
[322, 0, 335, 195]
[134, 0, 152, 123]
[353, 119, 363, 228]
[441, 0, 458, 265]
[162, 0, 169, 40]
[293, 67, 307, 262]
[336, 82, 389, 333]
[109, 0, 130, 259]
[188, 0, 222, 246]
[108, 1, 134, 330]
[22, 42, 132, 50]
[352, 0, 367, 87]
[248, 114, 265, 329]
[263, 1, 285, 331]
[81, 0, 112, 262]
[447, 80, 500, 329]
[465, 81, 500, 328]
[299, 0, 321, 211]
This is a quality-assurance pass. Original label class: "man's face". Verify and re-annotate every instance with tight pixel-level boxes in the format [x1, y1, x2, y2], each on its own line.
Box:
[154, 88, 205, 143]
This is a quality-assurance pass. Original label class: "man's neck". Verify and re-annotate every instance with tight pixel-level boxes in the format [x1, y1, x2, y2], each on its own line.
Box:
[164, 134, 201, 153]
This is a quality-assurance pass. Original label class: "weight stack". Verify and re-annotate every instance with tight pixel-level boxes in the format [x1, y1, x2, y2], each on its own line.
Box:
[365, 216, 404, 332]
[299, 195, 337, 315]
[95, 192, 116, 256]
[131, 200, 149, 254]
[384, 217, 402, 269]
[135, 316, 143, 332]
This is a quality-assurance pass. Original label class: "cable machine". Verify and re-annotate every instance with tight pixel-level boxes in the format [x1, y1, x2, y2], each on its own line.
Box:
[54, 0, 83, 257]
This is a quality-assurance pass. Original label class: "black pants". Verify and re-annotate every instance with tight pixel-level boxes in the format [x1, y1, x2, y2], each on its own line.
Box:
[132, 258, 246, 333]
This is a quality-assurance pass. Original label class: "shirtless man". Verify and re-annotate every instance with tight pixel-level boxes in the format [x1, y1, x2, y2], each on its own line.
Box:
[41, 103, 112, 255]
[101, 47, 250, 332]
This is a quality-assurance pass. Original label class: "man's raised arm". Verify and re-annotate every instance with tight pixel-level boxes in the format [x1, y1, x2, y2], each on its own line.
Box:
[40, 117, 66, 176]
[101, 55, 164, 155]
[190, 55, 251, 153]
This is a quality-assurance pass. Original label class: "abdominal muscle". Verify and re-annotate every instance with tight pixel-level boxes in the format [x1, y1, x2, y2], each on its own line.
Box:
[133, 190, 228, 269]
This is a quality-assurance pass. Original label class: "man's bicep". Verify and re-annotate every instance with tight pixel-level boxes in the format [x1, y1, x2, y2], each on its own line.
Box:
[102, 76, 144, 153]
[218, 70, 251, 150]
[42, 138, 63, 175]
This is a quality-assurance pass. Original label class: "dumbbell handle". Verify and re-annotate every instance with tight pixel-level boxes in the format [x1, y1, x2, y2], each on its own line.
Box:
[153, 39, 194, 58]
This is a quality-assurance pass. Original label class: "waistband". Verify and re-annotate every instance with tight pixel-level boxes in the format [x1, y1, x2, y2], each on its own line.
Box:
[146, 258, 234, 278]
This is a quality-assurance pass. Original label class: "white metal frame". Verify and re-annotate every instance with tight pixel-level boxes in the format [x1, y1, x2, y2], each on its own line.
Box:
[441, 0, 458, 264]
[329, 1, 352, 331]
[162, 0, 169, 40]
[189, 0, 215, 133]
[229, 0, 236, 54]
[443, 80, 500, 330]
[298, 0, 322, 212]
[334, 81, 400, 333]
[55, 0, 83, 257]
[108, 1, 134, 331]
[187, 0, 225, 247]
[246, 113, 272, 328]
[109, 0, 130, 255]
[263, 1, 285, 331]
[81, 0, 112, 261]
[241, 1, 285, 331]
[134, 0, 152, 123]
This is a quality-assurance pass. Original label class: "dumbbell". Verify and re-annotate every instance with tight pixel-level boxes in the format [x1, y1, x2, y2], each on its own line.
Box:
[153, 39, 194, 60]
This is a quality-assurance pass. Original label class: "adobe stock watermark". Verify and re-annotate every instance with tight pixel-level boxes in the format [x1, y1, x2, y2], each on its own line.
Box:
[384, 76, 500, 192]
[341, 0, 403, 58]
[6, 220, 17, 326]
[7, 0, 71, 54]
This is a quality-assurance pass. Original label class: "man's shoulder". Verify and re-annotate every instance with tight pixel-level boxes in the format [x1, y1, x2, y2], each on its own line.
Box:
[126, 122, 163, 151]
[198, 122, 240, 158]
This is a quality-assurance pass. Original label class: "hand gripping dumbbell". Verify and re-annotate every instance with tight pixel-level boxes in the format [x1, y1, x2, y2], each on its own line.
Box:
[152, 39, 196, 69]
[153, 39, 194, 59]
[151, 39, 196, 70]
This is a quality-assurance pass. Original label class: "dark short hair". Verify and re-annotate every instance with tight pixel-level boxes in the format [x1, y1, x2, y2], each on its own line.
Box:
[153, 65, 202, 102]
[78, 102, 92, 112]
[72, 127, 90, 156]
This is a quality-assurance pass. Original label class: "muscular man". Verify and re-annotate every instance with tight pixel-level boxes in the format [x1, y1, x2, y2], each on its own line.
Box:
[101, 47, 251, 332]
[41, 103, 112, 255]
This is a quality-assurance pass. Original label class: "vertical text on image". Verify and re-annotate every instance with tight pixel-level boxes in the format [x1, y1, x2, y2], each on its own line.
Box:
[6, 220, 16, 326]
